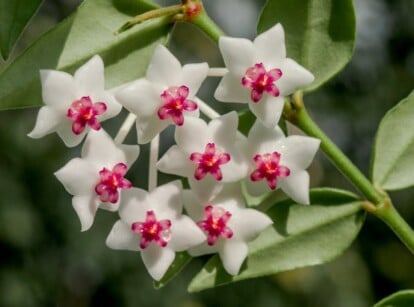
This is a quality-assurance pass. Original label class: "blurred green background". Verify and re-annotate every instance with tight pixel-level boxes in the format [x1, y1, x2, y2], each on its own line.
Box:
[0, 0, 414, 306]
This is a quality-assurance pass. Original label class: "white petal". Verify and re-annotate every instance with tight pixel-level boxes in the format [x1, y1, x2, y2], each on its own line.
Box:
[247, 120, 285, 154]
[219, 36, 254, 76]
[279, 170, 310, 204]
[136, 114, 169, 144]
[208, 111, 238, 148]
[221, 148, 248, 182]
[146, 45, 182, 86]
[175, 117, 209, 154]
[280, 136, 320, 169]
[141, 244, 175, 281]
[219, 239, 248, 276]
[157, 145, 193, 178]
[106, 220, 140, 251]
[189, 177, 223, 203]
[119, 144, 140, 167]
[168, 215, 205, 251]
[27, 106, 63, 138]
[182, 190, 205, 219]
[150, 180, 183, 219]
[57, 120, 85, 147]
[277, 58, 314, 96]
[249, 95, 284, 127]
[230, 208, 272, 241]
[99, 200, 120, 212]
[119, 187, 149, 225]
[181, 63, 209, 96]
[254, 23, 286, 65]
[54, 158, 98, 195]
[94, 92, 122, 121]
[188, 242, 218, 256]
[115, 78, 160, 118]
[74, 55, 105, 96]
[245, 178, 271, 197]
[214, 73, 250, 103]
[40, 70, 76, 111]
[72, 195, 100, 231]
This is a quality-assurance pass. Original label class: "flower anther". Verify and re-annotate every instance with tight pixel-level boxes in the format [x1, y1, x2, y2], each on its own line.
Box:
[67, 96, 107, 134]
[158, 85, 198, 125]
[131, 210, 172, 249]
[95, 162, 132, 203]
[190, 143, 231, 181]
[197, 205, 233, 245]
[250, 152, 290, 189]
[242, 63, 282, 103]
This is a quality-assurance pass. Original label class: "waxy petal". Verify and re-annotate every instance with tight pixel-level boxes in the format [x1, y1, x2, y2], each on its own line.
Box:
[279, 170, 310, 204]
[72, 195, 100, 231]
[40, 70, 76, 111]
[74, 55, 105, 97]
[146, 45, 182, 86]
[106, 220, 140, 251]
[249, 95, 284, 127]
[168, 216, 206, 251]
[175, 116, 209, 154]
[219, 36, 254, 76]
[28, 106, 63, 139]
[141, 244, 175, 281]
[219, 239, 248, 276]
[57, 122, 85, 147]
[254, 23, 286, 65]
[214, 73, 250, 103]
[277, 58, 314, 96]
[157, 145, 193, 178]
[280, 136, 320, 170]
[181, 63, 209, 97]
[230, 208, 272, 241]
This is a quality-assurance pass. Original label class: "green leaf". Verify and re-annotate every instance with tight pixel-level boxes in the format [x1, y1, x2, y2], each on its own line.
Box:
[188, 188, 364, 292]
[371, 90, 414, 190]
[0, 0, 43, 60]
[153, 252, 192, 289]
[257, 0, 356, 91]
[0, 0, 172, 110]
[374, 290, 414, 307]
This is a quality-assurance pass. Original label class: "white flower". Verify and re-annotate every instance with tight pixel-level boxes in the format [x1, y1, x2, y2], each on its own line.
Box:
[157, 111, 248, 203]
[105, 181, 205, 281]
[214, 23, 314, 127]
[28, 55, 122, 147]
[54, 129, 139, 231]
[115, 45, 209, 144]
[183, 184, 272, 276]
[243, 120, 320, 204]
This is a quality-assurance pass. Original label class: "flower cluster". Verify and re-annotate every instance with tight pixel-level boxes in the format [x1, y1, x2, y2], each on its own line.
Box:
[29, 24, 319, 280]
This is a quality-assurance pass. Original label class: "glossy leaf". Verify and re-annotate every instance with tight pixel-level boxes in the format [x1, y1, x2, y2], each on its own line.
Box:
[0, 0, 172, 110]
[188, 188, 364, 292]
[0, 0, 43, 60]
[374, 290, 414, 307]
[153, 252, 191, 289]
[257, 0, 356, 91]
[371, 90, 414, 190]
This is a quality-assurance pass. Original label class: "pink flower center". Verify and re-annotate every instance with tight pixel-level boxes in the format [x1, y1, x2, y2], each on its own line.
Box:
[67, 96, 107, 135]
[190, 143, 231, 181]
[241, 63, 282, 103]
[197, 205, 233, 245]
[131, 210, 172, 249]
[158, 85, 198, 126]
[95, 163, 132, 203]
[250, 152, 290, 190]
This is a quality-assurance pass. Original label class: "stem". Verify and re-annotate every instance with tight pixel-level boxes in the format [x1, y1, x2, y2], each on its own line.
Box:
[148, 134, 160, 191]
[207, 67, 228, 77]
[114, 113, 136, 144]
[195, 97, 220, 119]
[190, 5, 225, 42]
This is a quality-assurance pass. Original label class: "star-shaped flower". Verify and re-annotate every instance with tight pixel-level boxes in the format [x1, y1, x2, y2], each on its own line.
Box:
[106, 181, 205, 281]
[54, 129, 139, 231]
[243, 120, 320, 204]
[157, 111, 248, 203]
[115, 45, 209, 144]
[28, 55, 122, 147]
[183, 184, 272, 276]
[214, 23, 314, 127]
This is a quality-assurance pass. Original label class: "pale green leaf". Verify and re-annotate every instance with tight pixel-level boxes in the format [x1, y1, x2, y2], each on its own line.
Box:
[0, 0, 172, 110]
[188, 188, 364, 292]
[374, 290, 414, 307]
[0, 0, 43, 60]
[371, 90, 414, 190]
[257, 0, 356, 91]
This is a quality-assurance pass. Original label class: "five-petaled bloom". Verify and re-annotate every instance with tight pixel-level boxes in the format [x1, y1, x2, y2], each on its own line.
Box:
[157, 111, 248, 203]
[28, 55, 122, 147]
[214, 23, 314, 127]
[184, 184, 273, 275]
[242, 120, 320, 204]
[115, 44, 209, 144]
[106, 181, 205, 281]
[54, 129, 139, 231]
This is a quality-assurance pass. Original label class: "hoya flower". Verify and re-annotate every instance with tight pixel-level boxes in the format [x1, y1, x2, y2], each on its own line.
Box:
[157, 111, 248, 203]
[115, 45, 209, 144]
[214, 23, 314, 127]
[54, 129, 139, 231]
[106, 181, 205, 281]
[28, 55, 122, 147]
[183, 184, 272, 276]
[243, 120, 320, 204]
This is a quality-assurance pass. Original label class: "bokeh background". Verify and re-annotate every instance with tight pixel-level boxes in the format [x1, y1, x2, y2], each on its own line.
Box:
[1, 0, 414, 306]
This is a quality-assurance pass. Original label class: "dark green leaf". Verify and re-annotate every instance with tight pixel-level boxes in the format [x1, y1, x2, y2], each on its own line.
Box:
[0, 0, 172, 110]
[257, 0, 356, 91]
[188, 188, 364, 292]
[153, 252, 192, 289]
[374, 290, 414, 307]
[0, 0, 43, 60]
[371, 90, 414, 190]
